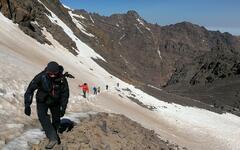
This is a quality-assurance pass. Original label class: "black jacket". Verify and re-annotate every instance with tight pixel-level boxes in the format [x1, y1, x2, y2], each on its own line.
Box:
[24, 71, 69, 111]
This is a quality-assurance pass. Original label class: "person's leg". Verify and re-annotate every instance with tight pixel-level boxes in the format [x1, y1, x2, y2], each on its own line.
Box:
[50, 104, 61, 131]
[50, 104, 61, 144]
[83, 91, 86, 98]
[37, 103, 58, 141]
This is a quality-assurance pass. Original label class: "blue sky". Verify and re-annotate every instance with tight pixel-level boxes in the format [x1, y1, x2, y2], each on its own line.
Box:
[60, 0, 240, 35]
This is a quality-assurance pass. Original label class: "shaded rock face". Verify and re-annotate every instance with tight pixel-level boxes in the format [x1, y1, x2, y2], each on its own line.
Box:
[161, 29, 240, 109]
[72, 10, 240, 88]
[31, 113, 182, 150]
[164, 46, 240, 109]
[168, 49, 240, 86]
[0, 0, 50, 44]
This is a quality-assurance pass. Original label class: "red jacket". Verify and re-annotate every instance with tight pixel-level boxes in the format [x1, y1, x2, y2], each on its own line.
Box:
[79, 84, 89, 92]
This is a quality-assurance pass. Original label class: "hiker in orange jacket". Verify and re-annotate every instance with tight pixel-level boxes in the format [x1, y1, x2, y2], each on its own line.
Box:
[79, 83, 89, 98]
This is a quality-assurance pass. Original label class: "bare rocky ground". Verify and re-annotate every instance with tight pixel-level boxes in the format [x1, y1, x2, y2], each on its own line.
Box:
[30, 113, 184, 150]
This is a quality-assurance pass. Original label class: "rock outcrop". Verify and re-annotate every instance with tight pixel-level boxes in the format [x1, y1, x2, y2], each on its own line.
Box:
[31, 113, 183, 150]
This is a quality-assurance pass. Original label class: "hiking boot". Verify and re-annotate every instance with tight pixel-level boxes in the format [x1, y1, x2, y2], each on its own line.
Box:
[45, 140, 58, 149]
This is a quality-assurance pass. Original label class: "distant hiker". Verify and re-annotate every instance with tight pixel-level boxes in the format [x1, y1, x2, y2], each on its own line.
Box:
[97, 86, 101, 93]
[79, 83, 89, 98]
[106, 85, 109, 90]
[58, 118, 75, 134]
[24, 61, 70, 149]
[93, 86, 97, 95]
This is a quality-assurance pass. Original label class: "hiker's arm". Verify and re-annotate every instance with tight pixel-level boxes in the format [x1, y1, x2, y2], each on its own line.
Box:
[60, 77, 69, 112]
[87, 87, 89, 93]
[24, 73, 41, 107]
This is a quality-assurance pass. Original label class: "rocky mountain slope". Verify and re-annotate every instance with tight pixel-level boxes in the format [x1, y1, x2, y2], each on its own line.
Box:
[164, 33, 240, 109]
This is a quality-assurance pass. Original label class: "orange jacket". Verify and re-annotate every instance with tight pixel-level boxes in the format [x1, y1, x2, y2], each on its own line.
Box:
[79, 84, 89, 92]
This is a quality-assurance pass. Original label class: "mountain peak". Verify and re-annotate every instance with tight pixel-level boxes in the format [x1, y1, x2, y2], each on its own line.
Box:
[126, 10, 140, 18]
[174, 21, 199, 28]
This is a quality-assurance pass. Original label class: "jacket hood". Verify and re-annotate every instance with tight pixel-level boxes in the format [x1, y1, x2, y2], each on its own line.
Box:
[46, 61, 59, 73]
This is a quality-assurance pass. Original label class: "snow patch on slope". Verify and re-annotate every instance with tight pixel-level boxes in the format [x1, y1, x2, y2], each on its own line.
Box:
[157, 47, 163, 60]
[41, 28, 110, 84]
[108, 83, 240, 150]
[137, 18, 144, 26]
[69, 11, 95, 37]
[62, 4, 73, 11]
[134, 24, 143, 34]
[38, 0, 104, 60]
[3, 129, 44, 150]
[89, 15, 95, 24]
[71, 13, 86, 20]
[3, 112, 98, 150]
[147, 84, 162, 91]
[118, 34, 125, 45]
[137, 18, 151, 31]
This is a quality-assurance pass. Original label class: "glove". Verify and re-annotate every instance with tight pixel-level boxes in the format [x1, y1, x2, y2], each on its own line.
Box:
[64, 72, 75, 79]
[24, 106, 31, 116]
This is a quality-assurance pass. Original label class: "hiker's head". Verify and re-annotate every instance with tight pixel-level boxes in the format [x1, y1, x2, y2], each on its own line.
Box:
[46, 61, 59, 78]
[84, 83, 87, 85]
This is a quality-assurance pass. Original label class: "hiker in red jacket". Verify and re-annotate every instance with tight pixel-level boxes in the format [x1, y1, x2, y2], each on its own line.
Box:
[79, 83, 89, 98]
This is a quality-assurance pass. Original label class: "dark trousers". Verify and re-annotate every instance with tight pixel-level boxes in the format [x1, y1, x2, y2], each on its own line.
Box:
[37, 102, 60, 141]
[83, 91, 86, 98]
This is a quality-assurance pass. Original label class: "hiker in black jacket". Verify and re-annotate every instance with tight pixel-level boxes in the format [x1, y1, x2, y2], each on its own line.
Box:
[24, 61, 69, 149]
